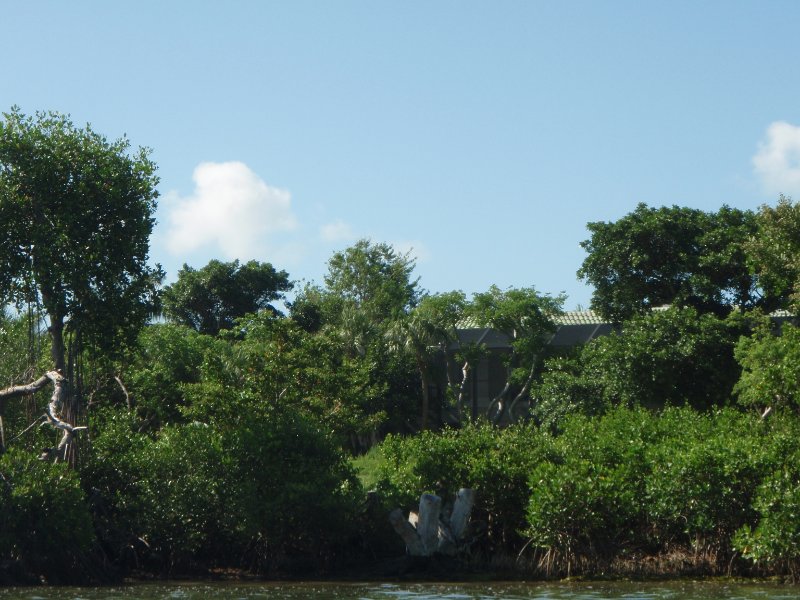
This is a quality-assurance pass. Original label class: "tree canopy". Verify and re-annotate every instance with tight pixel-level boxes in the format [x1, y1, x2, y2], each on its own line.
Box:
[322, 239, 420, 324]
[162, 259, 291, 335]
[746, 195, 800, 311]
[578, 203, 760, 322]
[0, 107, 161, 370]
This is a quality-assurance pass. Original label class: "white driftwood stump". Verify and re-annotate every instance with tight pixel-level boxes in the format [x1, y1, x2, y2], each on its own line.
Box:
[389, 488, 475, 557]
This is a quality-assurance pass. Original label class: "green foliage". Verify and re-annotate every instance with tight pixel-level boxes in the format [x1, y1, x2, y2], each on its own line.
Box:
[351, 445, 385, 491]
[537, 307, 745, 418]
[0, 107, 162, 365]
[735, 463, 800, 574]
[735, 321, 800, 414]
[522, 407, 785, 573]
[469, 285, 564, 422]
[732, 416, 800, 574]
[180, 314, 386, 440]
[323, 239, 420, 324]
[0, 311, 53, 454]
[84, 414, 235, 570]
[289, 240, 423, 437]
[530, 352, 606, 431]
[526, 407, 654, 567]
[0, 310, 43, 387]
[0, 449, 94, 583]
[84, 407, 359, 573]
[121, 323, 227, 428]
[644, 409, 766, 555]
[223, 412, 360, 569]
[746, 195, 800, 310]
[162, 259, 291, 336]
[578, 203, 759, 321]
[387, 292, 469, 428]
[470, 286, 564, 371]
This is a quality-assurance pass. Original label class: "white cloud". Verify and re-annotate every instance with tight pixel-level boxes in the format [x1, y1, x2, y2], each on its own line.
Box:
[164, 161, 297, 259]
[319, 219, 354, 242]
[753, 121, 800, 196]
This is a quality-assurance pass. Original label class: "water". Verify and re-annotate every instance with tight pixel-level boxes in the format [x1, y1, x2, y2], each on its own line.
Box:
[0, 581, 795, 600]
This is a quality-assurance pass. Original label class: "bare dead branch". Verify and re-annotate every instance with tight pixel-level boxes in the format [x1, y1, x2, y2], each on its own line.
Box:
[0, 370, 86, 462]
[0, 374, 51, 402]
[114, 375, 133, 411]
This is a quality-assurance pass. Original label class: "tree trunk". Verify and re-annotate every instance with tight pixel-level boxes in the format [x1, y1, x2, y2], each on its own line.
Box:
[418, 356, 430, 430]
[48, 316, 67, 373]
[487, 376, 511, 424]
[390, 489, 476, 557]
[507, 358, 539, 422]
[456, 360, 472, 422]
[42, 312, 85, 467]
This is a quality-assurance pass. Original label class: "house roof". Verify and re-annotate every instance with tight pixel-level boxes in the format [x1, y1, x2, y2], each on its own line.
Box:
[555, 309, 606, 326]
[456, 309, 606, 330]
[454, 307, 796, 349]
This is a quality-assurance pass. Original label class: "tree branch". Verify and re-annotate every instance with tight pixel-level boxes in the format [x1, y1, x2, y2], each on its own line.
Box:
[0, 374, 52, 402]
[114, 375, 133, 411]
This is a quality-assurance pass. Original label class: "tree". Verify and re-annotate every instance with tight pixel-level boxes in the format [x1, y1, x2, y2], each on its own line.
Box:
[470, 285, 564, 423]
[0, 107, 161, 462]
[553, 307, 745, 414]
[745, 195, 800, 311]
[415, 292, 482, 420]
[734, 320, 800, 415]
[388, 291, 468, 430]
[162, 259, 291, 335]
[578, 203, 760, 322]
[291, 240, 422, 438]
[323, 239, 420, 327]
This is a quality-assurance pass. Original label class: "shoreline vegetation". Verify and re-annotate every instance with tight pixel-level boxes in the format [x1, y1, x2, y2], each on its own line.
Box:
[4, 110, 800, 586]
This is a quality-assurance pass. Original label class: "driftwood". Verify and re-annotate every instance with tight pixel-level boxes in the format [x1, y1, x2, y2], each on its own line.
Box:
[0, 370, 86, 461]
[389, 488, 475, 557]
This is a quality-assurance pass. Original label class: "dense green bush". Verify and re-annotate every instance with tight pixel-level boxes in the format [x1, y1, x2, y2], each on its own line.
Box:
[735, 465, 800, 577]
[530, 352, 606, 431]
[125, 323, 227, 428]
[735, 321, 800, 413]
[523, 407, 794, 575]
[525, 407, 654, 571]
[0, 449, 94, 583]
[84, 407, 360, 574]
[733, 416, 800, 576]
[644, 409, 767, 561]
[533, 308, 746, 432]
[222, 411, 361, 571]
[83, 413, 233, 571]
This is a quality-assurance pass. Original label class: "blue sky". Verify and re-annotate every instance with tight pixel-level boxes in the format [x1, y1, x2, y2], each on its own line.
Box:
[4, 1, 800, 309]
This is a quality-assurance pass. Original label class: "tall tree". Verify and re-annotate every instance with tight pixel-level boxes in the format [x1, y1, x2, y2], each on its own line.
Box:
[578, 203, 760, 322]
[323, 239, 420, 324]
[0, 107, 161, 462]
[734, 319, 800, 416]
[745, 195, 800, 311]
[388, 291, 468, 430]
[292, 240, 422, 436]
[162, 259, 291, 335]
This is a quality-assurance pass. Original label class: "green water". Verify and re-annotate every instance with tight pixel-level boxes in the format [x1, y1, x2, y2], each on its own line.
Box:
[0, 581, 795, 600]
